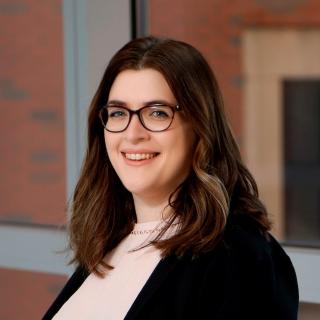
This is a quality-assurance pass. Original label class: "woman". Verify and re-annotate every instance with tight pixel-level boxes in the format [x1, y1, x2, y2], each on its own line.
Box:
[43, 36, 298, 319]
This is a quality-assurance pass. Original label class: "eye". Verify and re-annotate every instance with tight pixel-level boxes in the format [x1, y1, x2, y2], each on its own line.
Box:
[109, 110, 125, 118]
[146, 106, 172, 120]
[107, 106, 128, 118]
[151, 110, 169, 118]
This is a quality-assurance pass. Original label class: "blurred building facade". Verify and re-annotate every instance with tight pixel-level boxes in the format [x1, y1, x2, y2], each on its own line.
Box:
[0, 0, 319, 318]
[0, 1, 67, 319]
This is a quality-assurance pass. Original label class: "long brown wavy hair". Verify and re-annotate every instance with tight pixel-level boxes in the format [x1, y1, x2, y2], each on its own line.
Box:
[69, 36, 271, 277]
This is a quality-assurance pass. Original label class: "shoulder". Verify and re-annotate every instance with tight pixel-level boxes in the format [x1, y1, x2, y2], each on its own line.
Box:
[194, 213, 299, 319]
[222, 212, 299, 298]
[222, 213, 278, 261]
[196, 213, 286, 269]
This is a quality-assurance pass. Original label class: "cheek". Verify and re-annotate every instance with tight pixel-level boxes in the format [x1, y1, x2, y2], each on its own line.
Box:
[104, 133, 118, 162]
[166, 130, 196, 172]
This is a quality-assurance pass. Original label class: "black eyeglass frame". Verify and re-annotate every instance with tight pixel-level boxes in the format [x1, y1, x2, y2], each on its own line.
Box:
[99, 104, 181, 133]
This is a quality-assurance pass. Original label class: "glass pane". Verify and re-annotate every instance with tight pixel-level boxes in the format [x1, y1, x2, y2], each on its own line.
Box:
[0, 0, 66, 226]
[283, 80, 320, 246]
[0, 267, 67, 320]
[148, 2, 320, 305]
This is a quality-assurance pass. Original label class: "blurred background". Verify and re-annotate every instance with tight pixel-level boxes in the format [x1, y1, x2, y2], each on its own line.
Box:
[0, 0, 320, 318]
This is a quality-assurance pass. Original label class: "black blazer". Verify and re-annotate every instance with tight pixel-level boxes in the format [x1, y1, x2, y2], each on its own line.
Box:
[43, 214, 299, 319]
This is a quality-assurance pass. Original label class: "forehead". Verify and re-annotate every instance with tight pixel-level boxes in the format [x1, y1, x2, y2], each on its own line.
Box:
[108, 68, 176, 104]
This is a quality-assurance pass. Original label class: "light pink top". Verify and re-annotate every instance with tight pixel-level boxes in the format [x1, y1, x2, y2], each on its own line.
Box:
[53, 219, 177, 320]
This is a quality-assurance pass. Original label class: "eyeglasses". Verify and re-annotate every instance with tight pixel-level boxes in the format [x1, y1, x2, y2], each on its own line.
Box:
[99, 103, 181, 132]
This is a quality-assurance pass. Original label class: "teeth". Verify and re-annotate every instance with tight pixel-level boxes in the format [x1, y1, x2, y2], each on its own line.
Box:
[125, 153, 157, 160]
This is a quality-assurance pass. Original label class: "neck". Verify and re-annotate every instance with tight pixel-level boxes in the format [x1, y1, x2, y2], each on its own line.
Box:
[132, 193, 173, 223]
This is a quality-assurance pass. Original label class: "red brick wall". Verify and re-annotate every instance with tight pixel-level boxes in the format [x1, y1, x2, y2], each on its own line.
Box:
[0, 0, 66, 226]
[149, 0, 320, 145]
[0, 1, 68, 318]
[0, 267, 67, 319]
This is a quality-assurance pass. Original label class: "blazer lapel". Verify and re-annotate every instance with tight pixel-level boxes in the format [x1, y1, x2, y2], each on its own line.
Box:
[124, 254, 180, 319]
[42, 266, 89, 320]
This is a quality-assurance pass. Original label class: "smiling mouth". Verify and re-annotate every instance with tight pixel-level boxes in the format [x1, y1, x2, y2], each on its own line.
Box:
[122, 152, 159, 161]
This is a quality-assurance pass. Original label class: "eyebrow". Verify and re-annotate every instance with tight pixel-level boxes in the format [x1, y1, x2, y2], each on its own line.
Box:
[107, 99, 176, 106]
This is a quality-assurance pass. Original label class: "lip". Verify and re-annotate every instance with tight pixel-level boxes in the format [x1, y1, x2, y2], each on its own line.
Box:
[121, 149, 159, 154]
[121, 150, 160, 166]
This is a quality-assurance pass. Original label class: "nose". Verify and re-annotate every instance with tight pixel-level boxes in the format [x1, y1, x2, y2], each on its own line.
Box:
[124, 114, 150, 143]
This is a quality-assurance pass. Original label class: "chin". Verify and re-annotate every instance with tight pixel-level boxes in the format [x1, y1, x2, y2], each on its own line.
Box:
[121, 180, 154, 195]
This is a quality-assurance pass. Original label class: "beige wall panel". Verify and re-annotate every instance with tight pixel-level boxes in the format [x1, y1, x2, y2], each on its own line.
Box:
[243, 29, 320, 240]
[244, 30, 320, 77]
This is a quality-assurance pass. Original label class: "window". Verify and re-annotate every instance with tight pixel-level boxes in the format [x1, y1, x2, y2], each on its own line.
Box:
[283, 80, 320, 246]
